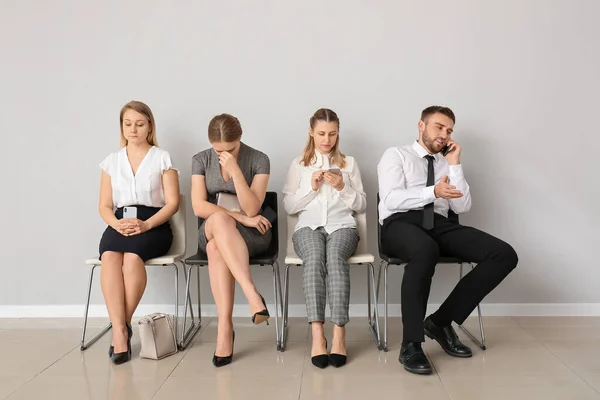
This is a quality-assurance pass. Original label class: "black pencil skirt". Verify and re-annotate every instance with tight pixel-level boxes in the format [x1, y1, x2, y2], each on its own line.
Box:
[99, 205, 173, 262]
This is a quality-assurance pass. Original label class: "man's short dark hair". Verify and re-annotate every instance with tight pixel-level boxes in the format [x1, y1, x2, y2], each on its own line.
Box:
[421, 106, 456, 124]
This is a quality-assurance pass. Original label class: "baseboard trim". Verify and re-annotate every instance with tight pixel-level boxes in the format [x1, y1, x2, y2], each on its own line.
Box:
[1, 303, 600, 318]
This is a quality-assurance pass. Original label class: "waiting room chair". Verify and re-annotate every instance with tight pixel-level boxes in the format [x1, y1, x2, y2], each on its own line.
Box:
[179, 191, 283, 350]
[376, 193, 486, 352]
[81, 195, 186, 351]
[280, 211, 381, 352]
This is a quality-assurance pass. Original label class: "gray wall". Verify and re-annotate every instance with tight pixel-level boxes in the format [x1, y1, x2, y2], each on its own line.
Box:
[1, 0, 598, 312]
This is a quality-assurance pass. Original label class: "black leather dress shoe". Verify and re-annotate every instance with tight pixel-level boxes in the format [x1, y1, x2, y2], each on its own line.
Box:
[399, 342, 432, 375]
[424, 316, 472, 358]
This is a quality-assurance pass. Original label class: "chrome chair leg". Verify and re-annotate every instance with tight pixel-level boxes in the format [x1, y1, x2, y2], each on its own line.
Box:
[81, 264, 111, 351]
[272, 261, 281, 350]
[382, 261, 390, 352]
[367, 262, 382, 349]
[279, 264, 291, 352]
[180, 263, 202, 349]
[457, 263, 487, 350]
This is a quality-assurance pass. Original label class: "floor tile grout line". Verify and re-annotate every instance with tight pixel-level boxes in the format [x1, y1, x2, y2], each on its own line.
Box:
[297, 339, 309, 400]
[150, 317, 214, 399]
[512, 316, 600, 395]
[2, 343, 80, 399]
[534, 336, 600, 396]
[425, 349, 455, 400]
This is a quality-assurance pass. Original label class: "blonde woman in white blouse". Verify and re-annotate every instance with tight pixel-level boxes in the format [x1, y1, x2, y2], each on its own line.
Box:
[283, 108, 367, 369]
[98, 101, 180, 364]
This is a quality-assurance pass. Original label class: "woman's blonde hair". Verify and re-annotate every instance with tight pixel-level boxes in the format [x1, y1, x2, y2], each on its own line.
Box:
[119, 101, 158, 148]
[301, 108, 346, 168]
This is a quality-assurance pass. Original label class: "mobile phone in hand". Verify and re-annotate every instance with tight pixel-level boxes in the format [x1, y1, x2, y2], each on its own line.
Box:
[441, 145, 453, 157]
[123, 206, 137, 219]
[328, 167, 341, 175]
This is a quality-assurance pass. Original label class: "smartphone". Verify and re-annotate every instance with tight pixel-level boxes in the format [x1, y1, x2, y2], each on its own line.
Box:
[328, 167, 341, 175]
[261, 206, 277, 225]
[441, 144, 453, 157]
[123, 206, 137, 219]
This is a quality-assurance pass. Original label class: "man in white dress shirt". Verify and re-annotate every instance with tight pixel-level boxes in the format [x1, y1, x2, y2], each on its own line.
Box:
[377, 106, 518, 375]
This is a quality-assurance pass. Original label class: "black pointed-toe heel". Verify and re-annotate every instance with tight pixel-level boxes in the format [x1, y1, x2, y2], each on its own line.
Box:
[109, 323, 133, 357]
[251, 294, 270, 325]
[212, 331, 235, 368]
[111, 338, 131, 365]
[329, 353, 347, 368]
[311, 339, 329, 369]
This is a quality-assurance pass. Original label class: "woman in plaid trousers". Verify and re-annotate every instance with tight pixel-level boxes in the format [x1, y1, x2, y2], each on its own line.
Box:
[283, 108, 367, 369]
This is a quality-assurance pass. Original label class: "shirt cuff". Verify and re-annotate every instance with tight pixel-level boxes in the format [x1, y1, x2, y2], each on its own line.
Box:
[448, 164, 464, 177]
[421, 186, 436, 203]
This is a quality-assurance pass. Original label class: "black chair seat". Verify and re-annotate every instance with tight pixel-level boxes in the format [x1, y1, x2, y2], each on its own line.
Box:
[185, 251, 278, 267]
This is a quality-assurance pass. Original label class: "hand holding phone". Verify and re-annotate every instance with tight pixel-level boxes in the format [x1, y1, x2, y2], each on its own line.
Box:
[324, 168, 345, 191]
[441, 144, 453, 157]
[312, 170, 326, 191]
[441, 141, 461, 165]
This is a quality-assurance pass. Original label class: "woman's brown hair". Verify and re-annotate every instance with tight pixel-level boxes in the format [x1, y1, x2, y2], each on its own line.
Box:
[119, 101, 158, 148]
[208, 113, 243, 143]
[301, 108, 346, 168]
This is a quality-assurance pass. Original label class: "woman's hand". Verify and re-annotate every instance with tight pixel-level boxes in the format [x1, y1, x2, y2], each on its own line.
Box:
[241, 215, 272, 235]
[219, 151, 242, 177]
[116, 219, 150, 236]
[311, 170, 326, 191]
[323, 171, 345, 191]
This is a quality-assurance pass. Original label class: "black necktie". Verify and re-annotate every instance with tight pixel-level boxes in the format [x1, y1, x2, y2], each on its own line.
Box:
[423, 155, 435, 230]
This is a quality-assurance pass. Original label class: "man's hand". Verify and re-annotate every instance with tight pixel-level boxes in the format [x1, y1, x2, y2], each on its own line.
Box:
[444, 140, 461, 165]
[434, 176, 463, 199]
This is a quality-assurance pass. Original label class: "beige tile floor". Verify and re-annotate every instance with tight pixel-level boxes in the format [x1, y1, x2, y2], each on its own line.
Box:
[1, 316, 599, 399]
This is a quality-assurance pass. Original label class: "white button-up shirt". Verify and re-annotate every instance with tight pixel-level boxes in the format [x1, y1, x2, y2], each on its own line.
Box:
[283, 152, 367, 233]
[377, 141, 471, 224]
[99, 146, 176, 208]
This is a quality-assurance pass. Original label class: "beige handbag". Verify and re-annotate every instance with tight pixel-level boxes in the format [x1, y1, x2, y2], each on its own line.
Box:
[138, 313, 178, 360]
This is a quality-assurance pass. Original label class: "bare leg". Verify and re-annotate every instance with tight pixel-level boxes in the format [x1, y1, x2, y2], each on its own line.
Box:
[123, 252, 147, 324]
[204, 212, 264, 315]
[331, 325, 347, 356]
[311, 322, 327, 357]
[207, 239, 235, 356]
[100, 251, 128, 353]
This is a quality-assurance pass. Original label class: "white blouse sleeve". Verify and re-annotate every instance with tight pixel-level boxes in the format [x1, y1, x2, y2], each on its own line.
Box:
[337, 157, 367, 213]
[282, 158, 318, 215]
[160, 150, 178, 174]
[99, 153, 115, 176]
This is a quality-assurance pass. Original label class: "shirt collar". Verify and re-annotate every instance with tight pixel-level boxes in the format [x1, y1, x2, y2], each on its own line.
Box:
[412, 140, 438, 160]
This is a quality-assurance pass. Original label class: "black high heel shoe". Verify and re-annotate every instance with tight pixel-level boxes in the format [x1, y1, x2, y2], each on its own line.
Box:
[111, 324, 132, 365]
[212, 331, 235, 368]
[109, 323, 133, 357]
[311, 339, 329, 369]
[251, 294, 270, 325]
[111, 344, 131, 365]
[328, 353, 347, 368]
